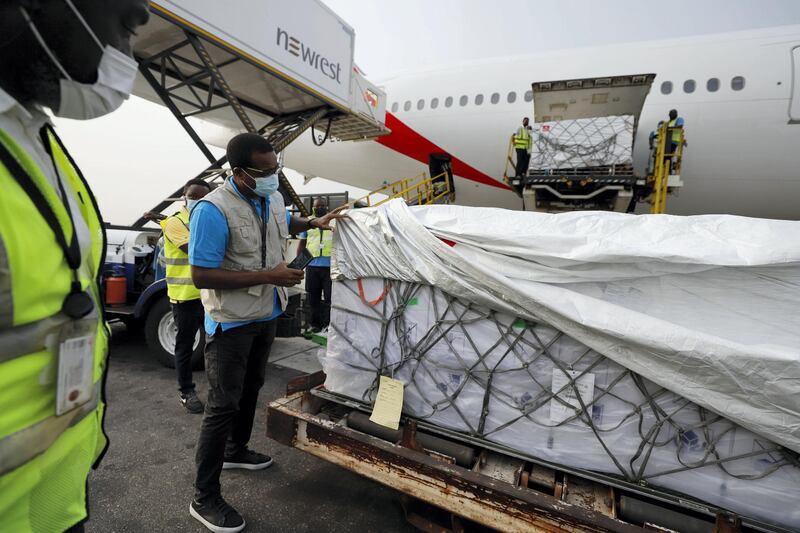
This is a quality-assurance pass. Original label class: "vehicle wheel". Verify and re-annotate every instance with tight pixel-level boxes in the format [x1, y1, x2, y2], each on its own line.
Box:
[144, 295, 205, 369]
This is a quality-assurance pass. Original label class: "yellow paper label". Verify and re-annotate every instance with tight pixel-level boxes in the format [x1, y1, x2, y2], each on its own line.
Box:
[369, 375, 404, 430]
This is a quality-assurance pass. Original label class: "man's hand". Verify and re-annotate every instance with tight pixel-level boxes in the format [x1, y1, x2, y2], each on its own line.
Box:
[265, 262, 304, 287]
[142, 211, 167, 222]
[311, 205, 349, 231]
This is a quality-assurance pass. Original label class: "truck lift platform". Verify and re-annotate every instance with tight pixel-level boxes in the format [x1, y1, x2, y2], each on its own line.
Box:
[505, 74, 684, 214]
[267, 376, 781, 533]
[131, 0, 389, 223]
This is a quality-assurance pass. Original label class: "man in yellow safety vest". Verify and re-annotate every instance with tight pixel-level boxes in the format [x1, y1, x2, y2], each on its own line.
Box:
[665, 109, 686, 173]
[297, 197, 334, 333]
[160, 178, 212, 414]
[514, 117, 533, 177]
[0, 1, 149, 532]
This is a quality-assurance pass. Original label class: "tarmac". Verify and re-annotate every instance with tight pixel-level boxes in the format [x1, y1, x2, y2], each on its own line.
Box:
[84, 324, 417, 533]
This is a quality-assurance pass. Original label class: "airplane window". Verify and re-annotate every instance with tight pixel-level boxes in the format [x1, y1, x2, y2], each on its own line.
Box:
[417, 99, 425, 110]
[491, 92, 500, 104]
[403, 100, 411, 111]
[431, 97, 439, 109]
[475, 94, 484, 105]
[707, 78, 720, 92]
[661, 81, 673, 95]
[731, 76, 745, 91]
[391, 102, 399, 113]
[507, 91, 517, 103]
[524, 90, 533, 102]
[445, 96, 453, 107]
[459, 95, 468, 106]
[683, 79, 696, 93]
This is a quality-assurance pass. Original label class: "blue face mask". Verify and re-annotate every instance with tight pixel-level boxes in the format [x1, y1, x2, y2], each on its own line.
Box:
[186, 199, 199, 212]
[244, 171, 279, 198]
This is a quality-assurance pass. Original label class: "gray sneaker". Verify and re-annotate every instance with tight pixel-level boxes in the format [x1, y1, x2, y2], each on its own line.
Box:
[180, 391, 204, 414]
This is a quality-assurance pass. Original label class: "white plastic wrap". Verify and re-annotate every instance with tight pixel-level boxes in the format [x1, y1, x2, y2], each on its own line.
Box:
[330, 201, 800, 455]
[323, 279, 800, 529]
[529, 115, 634, 170]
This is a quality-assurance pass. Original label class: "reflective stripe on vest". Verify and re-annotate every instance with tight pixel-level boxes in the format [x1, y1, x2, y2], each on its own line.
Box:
[0, 382, 100, 476]
[306, 228, 332, 258]
[514, 126, 532, 149]
[160, 208, 200, 302]
[669, 119, 682, 143]
[0, 124, 107, 532]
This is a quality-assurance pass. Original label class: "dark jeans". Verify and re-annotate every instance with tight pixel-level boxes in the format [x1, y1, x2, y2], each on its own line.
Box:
[194, 320, 276, 501]
[515, 148, 530, 177]
[172, 299, 204, 394]
[306, 266, 331, 329]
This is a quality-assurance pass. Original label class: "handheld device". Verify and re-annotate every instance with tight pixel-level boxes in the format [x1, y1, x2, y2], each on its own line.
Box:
[288, 248, 314, 270]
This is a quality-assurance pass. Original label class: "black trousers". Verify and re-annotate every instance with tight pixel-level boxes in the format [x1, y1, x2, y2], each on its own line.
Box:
[194, 320, 276, 501]
[172, 299, 204, 394]
[306, 266, 331, 329]
[515, 148, 530, 177]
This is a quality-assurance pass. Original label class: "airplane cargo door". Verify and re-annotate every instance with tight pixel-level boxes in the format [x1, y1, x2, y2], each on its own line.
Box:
[790, 46, 800, 122]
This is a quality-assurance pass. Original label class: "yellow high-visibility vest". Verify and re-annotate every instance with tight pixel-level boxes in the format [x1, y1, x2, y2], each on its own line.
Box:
[514, 126, 532, 149]
[668, 118, 683, 143]
[160, 208, 200, 302]
[0, 124, 108, 532]
[306, 227, 333, 258]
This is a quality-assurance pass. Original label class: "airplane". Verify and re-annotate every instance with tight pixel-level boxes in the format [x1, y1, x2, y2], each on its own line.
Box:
[281, 24, 800, 219]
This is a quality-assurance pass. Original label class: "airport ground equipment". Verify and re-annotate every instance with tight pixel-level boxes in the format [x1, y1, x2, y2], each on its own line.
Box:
[268, 378, 767, 533]
[504, 74, 684, 213]
[350, 170, 455, 208]
[130, 0, 389, 224]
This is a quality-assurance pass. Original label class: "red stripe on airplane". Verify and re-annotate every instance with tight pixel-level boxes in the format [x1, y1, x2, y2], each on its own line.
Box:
[377, 112, 510, 190]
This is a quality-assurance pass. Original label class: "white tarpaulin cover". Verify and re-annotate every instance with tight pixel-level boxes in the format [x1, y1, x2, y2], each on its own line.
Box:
[530, 115, 634, 170]
[330, 200, 800, 454]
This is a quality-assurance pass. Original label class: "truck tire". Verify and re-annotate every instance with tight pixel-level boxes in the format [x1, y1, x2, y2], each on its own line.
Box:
[144, 295, 204, 369]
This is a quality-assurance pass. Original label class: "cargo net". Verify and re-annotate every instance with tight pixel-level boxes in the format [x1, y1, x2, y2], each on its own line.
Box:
[323, 279, 800, 527]
[529, 115, 634, 171]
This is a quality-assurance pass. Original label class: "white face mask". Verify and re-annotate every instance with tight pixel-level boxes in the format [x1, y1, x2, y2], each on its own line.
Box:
[20, 0, 138, 120]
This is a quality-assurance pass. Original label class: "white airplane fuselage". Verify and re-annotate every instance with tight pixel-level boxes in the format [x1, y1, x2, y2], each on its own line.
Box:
[284, 25, 800, 219]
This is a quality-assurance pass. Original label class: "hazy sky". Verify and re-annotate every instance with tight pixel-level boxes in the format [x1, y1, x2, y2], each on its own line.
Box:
[53, 0, 800, 224]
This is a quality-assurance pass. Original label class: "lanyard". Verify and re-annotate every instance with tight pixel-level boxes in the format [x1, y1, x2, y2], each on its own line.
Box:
[0, 125, 93, 319]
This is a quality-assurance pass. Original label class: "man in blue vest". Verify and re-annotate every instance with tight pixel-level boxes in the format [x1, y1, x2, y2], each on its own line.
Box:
[297, 197, 333, 333]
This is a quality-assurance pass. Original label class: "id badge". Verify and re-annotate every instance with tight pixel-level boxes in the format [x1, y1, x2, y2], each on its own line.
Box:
[56, 320, 96, 416]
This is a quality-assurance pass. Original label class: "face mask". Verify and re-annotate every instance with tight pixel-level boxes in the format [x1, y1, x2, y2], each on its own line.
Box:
[20, 0, 138, 120]
[313, 207, 328, 217]
[243, 170, 279, 198]
[186, 199, 199, 212]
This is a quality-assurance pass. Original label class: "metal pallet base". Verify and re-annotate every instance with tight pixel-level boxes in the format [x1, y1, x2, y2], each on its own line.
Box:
[308, 386, 789, 533]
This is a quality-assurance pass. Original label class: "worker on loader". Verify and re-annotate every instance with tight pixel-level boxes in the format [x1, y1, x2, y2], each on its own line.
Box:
[160, 178, 212, 414]
[514, 117, 533, 177]
[297, 197, 334, 334]
[0, 1, 149, 531]
[187, 133, 347, 532]
[666, 109, 686, 173]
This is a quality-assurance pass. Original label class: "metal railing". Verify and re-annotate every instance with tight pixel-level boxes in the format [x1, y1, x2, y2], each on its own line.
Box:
[502, 134, 517, 185]
[351, 171, 453, 208]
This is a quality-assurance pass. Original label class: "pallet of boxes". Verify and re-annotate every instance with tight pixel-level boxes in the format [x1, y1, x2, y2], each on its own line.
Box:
[318, 200, 800, 531]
